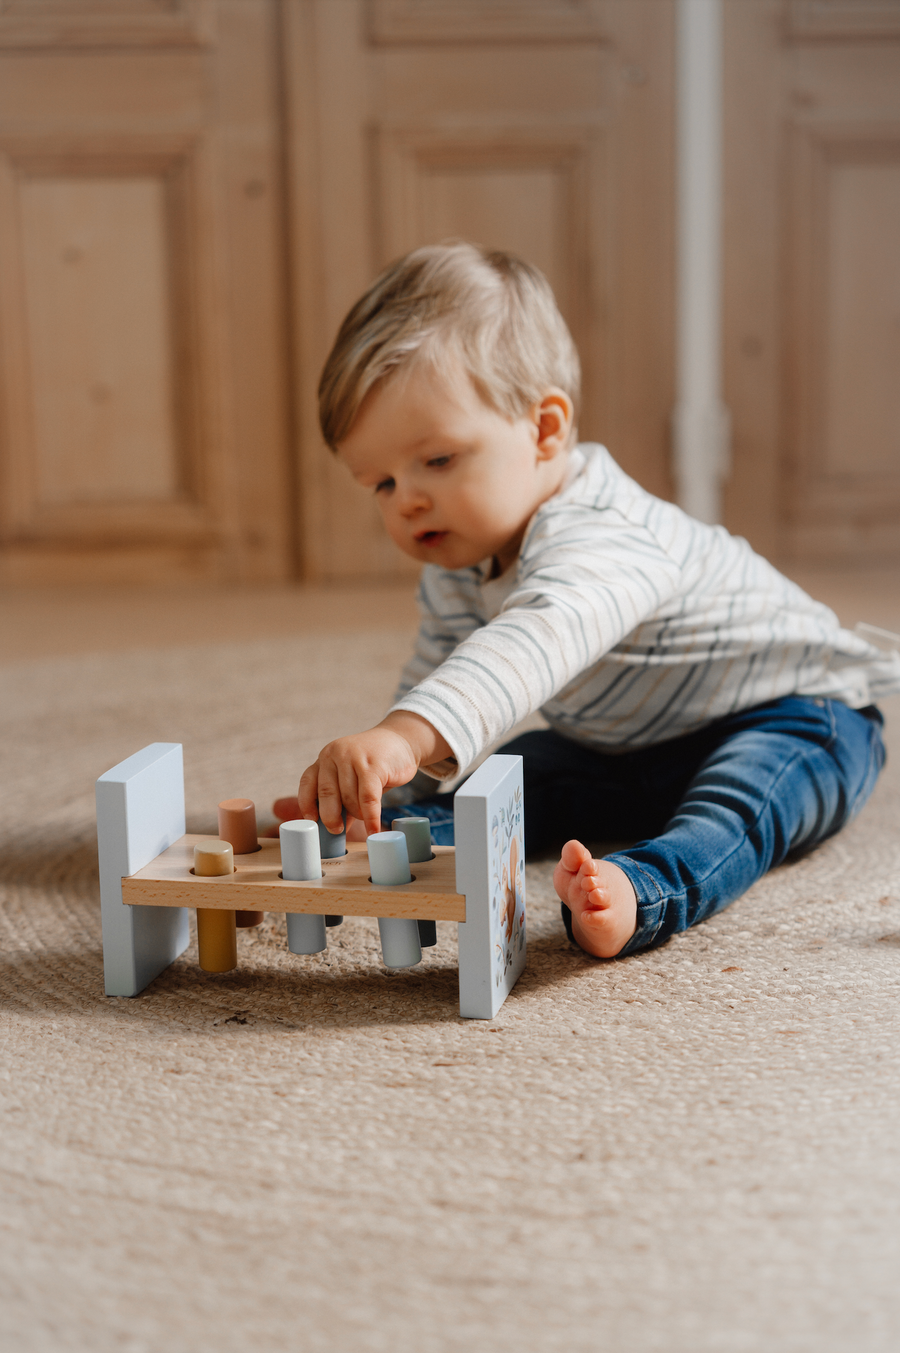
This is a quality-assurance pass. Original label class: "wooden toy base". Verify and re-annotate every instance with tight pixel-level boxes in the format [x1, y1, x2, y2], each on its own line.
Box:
[123, 836, 466, 920]
[96, 743, 526, 1017]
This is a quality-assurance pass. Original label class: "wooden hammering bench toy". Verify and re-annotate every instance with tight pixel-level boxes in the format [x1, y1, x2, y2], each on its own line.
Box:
[96, 744, 526, 1019]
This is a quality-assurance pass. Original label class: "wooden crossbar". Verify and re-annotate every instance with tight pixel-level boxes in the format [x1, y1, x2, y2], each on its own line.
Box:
[122, 835, 466, 921]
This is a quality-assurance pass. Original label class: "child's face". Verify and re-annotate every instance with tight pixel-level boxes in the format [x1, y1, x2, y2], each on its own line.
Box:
[337, 362, 572, 574]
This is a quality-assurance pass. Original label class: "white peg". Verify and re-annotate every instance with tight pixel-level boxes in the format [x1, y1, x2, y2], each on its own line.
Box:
[368, 831, 421, 968]
[367, 830, 412, 886]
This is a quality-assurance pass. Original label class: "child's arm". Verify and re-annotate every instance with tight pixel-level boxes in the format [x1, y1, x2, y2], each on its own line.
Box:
[298, 711, 453, 838]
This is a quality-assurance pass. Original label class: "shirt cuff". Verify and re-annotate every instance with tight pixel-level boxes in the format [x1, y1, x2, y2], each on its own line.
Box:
[418, 756, 459, 781]
[389, 695, 473, 778]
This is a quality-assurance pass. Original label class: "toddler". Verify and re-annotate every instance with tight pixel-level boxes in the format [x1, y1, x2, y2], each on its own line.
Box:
[297, 243, 898, 958]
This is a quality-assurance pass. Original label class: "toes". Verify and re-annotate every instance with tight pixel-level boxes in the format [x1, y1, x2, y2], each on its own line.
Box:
[560, 839, 592, 872]
[580, 906, 608, 927]
[578, 856, 600, 884]
[582, 882, 606, 910]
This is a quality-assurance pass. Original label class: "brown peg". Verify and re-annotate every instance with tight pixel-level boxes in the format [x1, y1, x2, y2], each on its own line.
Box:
[217, 798, 264, 928]
[193, 839, 237, 972]
[217, 798, 260, 854]
[235, 911, 264, 928]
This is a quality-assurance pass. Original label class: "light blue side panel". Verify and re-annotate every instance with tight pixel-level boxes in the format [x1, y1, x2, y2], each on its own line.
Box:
[96, 743, 189, 997]
[454, 754, 526, 1019]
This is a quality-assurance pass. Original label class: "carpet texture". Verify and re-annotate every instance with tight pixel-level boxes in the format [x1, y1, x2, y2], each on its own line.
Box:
[2, 606, 900, 1352]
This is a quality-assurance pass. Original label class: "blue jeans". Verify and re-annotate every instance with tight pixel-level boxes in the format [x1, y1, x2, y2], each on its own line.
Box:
[390, 697, 886, 957]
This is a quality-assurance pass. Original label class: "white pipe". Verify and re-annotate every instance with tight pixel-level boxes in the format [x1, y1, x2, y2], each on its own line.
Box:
[673, 0, 729, 525]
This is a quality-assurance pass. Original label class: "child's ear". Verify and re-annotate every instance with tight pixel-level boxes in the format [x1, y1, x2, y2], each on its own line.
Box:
[534, 389, 574, 458]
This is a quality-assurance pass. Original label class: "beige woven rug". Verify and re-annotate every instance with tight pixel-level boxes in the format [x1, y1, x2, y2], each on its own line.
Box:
[2, 582, 900, 1352]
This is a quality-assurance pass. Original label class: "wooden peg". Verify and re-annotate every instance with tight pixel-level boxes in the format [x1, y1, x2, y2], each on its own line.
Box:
[393, 818, 436, 946]
[368, 831, 421, 968]
[194, 839, 237, 972]
[281, 820, 327, 954]
[218, 798, 264, 927]
[217, 798, 260, 854]
[196, 908, 238, 972]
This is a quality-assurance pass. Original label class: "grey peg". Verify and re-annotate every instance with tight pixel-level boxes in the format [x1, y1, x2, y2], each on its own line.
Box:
[317, 808, 345, 926]
[393, 818, 437, 946]
[286, 913, 327, 954]
[391, 817, 432, 863]
[317, 810, 347, 858]
[378, 917, 423, 968]
[280, 820, 327, 955]
[417, 920, 437, 948]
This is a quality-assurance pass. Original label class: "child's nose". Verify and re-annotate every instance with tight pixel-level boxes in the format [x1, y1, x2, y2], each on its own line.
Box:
[396, 482, 430, 516]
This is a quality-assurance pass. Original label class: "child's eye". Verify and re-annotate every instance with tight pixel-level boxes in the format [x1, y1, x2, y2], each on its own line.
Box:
[426, 455, 452, 469]
[375, 477, 395, 493]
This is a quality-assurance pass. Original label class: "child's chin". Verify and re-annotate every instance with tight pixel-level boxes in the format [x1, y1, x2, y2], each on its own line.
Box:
[415, 541, 483, 570]
[409, 541, 453, 564]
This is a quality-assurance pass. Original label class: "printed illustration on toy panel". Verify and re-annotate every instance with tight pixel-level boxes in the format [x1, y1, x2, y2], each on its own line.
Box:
[490, 781, 526, 990]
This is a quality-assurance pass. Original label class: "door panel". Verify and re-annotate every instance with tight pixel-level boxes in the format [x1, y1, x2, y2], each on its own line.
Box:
[21, 175, 179, 506]
[787, 119, 900, 561]
[0, 0, 214, 50]
[824, 157, 900, 481]
[0, 1, 289, 585]
[723, 0, 900, 566]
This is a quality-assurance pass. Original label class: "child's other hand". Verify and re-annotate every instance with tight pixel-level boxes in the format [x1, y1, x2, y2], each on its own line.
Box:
[298, 725, 420, 838]
[271, 796, 300, 823]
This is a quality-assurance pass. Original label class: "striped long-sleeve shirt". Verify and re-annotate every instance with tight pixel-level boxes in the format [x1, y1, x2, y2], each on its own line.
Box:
[391, 444, 900, 778]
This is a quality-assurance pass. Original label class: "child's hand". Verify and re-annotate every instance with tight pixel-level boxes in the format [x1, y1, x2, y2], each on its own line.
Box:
[298, 713, 451, 838]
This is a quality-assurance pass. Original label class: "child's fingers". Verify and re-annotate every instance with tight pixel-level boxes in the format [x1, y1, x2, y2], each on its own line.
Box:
[333, 761, 373, 834]
[317, 788, 347, 835]
[296, 765, 321, 821]
[329, 762, 383, 838]
[355, 767, 385, 838]
[318, 761, 350, 834]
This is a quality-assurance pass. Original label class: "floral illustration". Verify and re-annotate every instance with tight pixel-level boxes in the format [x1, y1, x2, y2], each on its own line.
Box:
[490, 784, 526, 987]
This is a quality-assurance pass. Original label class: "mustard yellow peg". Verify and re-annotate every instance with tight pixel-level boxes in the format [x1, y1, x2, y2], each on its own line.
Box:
[194, 839, 237, 972]
[194, 840, 234, 876]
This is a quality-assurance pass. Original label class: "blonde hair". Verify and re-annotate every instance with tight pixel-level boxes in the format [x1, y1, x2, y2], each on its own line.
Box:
[318, 242, 581, 448]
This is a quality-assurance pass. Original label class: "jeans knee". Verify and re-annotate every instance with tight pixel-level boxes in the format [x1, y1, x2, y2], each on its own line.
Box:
[844, 715, 886, 823]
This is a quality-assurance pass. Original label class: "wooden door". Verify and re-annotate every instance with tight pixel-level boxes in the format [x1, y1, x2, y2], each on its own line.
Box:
[284, 0, 677, 581]
[0, 0, 291, 585]
[723, 0, 900, 566]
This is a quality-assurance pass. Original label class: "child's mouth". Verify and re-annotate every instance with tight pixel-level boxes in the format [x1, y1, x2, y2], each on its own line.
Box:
[416, 531, 447, 547]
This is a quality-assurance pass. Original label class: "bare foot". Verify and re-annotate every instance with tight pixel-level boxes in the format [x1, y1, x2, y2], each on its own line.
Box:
[553, 840, 638, 958]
